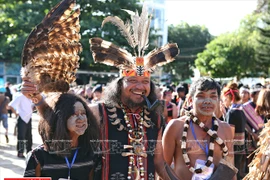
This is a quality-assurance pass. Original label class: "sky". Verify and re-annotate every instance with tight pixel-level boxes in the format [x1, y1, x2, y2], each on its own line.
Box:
[165, 0, 258, 36]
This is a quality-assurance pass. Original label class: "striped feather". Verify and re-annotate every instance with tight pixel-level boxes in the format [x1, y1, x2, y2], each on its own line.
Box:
[90, 37, 134, 69]
[144, 43, 180, 69]
[21, 0, 81, 93]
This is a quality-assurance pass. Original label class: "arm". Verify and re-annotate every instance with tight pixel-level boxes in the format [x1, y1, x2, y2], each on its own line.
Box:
[172, 103, 178, 119]
[21, 77, 53, 121]
[162, 120, 176, 165]
[225, 124, 237, 180]
[155, 125, 180, 180]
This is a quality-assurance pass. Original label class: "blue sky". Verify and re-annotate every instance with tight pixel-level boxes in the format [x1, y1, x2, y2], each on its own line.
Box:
[165, 0, 258, 36]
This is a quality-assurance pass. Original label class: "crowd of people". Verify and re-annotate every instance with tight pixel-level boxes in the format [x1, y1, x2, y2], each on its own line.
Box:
[1, 0, 270, 179]
[1, 77, 270, 180]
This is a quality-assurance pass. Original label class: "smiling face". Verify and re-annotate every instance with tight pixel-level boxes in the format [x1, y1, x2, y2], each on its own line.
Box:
[191, 89, 219, 118]
[67, 101, 88, 138]
[121, 76, 151, 109]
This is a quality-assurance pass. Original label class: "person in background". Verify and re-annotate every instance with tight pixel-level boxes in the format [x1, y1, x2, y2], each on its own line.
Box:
[239, 85, 250, 104]
[8, 91, 33, 158]
[91, 84, 103, 104]
[162, 87, 178, 124]
[85, 86, 93, 103]
[244, 89, 270, 179]
[175, 85, 186, 117]
[0, 93, 10, 143]
[222, 82, 247, 179]
[5, 82, 13, 118]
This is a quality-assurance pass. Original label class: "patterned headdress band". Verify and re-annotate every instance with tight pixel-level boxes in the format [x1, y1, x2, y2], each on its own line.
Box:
[89, 4, 180, 77]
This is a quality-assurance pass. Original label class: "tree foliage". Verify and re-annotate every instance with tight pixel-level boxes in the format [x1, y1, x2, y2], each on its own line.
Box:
[165, 22, 213, 82]
[255, 0, 270, 77]
[195, 13, 262, 79]
[0, 0, 141, 72]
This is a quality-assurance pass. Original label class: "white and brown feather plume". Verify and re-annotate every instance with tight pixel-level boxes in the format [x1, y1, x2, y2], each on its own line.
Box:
[21, 0, 82, 93]
[90, 37, 134, 70]
[89, 3, 180, 75]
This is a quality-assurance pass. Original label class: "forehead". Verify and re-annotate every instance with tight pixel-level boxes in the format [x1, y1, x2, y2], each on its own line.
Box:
[74, 101, 84, 109]
[124, 76, 150, 81]
[195, 89, 218, 95]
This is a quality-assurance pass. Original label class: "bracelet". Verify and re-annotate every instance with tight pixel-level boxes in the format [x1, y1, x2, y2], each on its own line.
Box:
[32, 96, 44, 106]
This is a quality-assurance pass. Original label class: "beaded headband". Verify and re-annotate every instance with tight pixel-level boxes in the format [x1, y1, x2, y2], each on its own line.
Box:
[89, 4, 180, 77]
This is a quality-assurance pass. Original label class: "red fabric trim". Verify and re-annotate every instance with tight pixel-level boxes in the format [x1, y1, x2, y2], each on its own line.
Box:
[100, 104, 109, 180]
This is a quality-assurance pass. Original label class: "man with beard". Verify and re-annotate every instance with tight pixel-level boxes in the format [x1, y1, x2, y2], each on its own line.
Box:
[162, 77, 236, 180]
[88, 73, 179, 180]
[88, 3, 181, 179]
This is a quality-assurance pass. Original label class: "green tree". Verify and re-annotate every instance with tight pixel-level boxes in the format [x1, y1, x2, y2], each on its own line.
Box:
[0, 0, 140, 72]
[255, 0, 270, 77]
[195, 13, 261, 79]
[165, 22, 213, 83]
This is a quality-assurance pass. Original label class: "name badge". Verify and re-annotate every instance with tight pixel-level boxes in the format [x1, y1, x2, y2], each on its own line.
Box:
[191, 159, 214, 180]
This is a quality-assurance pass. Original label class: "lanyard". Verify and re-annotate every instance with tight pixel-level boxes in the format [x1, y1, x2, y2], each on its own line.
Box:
[190, 120, 213, 156]
[65, 148, 78, 180]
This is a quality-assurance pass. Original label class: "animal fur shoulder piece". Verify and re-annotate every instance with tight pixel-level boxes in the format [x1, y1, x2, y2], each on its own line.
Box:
[89, 4, 180, 74]
[21, 0, 82, 93]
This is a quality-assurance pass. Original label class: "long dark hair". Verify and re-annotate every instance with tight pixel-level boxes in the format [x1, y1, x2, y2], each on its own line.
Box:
[103, 77, 158, 106]
[103, 77, 161, 125]
[38, 93, 99, 157]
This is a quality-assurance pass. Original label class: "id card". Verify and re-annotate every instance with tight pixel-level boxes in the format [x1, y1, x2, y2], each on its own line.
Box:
[191, 159, 214, 180]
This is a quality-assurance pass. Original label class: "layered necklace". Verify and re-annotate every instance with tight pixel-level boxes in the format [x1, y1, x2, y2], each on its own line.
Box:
[106, 104, 152, 179]
[181, 111, 228, 174]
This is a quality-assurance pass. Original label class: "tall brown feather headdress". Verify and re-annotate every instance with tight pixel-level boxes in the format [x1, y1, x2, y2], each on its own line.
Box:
[21, 0, 82, 93]
[89, 4, 180, 77]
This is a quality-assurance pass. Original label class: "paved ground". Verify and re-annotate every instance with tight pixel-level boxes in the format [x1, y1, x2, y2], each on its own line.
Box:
[0, 113, 42, 180]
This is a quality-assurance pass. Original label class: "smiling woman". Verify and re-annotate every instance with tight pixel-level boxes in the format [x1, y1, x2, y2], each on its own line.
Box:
[23, 93, 100, 180]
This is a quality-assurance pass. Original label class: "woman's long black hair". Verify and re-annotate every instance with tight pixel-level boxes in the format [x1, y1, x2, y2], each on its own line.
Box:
[38, 93, 99, 157]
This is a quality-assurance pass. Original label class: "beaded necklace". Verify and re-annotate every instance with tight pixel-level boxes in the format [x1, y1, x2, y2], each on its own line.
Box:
[181, 111, 228, 174]
[122, 106, 145, 179]
[105, 104, 152, 180]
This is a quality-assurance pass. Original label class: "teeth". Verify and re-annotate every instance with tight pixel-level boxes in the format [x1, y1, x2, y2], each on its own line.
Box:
[133, 91, 144, 95]
[76, 124, 85, 128]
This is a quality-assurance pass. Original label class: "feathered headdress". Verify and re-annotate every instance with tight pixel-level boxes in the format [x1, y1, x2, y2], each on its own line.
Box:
[89, 4, 180, 77]
[21, 0, 82, 93]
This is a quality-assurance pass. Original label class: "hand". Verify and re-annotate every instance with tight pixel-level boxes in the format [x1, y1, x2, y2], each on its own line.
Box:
[21, 77, 42, 102]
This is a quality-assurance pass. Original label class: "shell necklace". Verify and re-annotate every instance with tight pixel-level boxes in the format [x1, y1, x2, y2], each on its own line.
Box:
[181, 111, 228, 174]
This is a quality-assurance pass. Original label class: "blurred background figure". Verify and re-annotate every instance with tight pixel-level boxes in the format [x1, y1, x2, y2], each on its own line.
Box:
[91, 84, 103, 104]
[239, 85, 250, 104]
[244, 89, 270, 180]
[162, 87, 177, 124]
[85, 86, 93, 104]
[8, 91, 34, 158]
[175, 85, 186, 118]
[222, 82, 247, 179]
[0, 92, 10, 143]
[5, 82, 13, 118]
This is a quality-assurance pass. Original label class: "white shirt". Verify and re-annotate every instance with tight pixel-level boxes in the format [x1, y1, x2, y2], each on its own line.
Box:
[8, 93, 33, 123]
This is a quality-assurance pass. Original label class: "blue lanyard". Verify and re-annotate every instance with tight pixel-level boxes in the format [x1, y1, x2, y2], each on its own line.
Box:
[65, 148, 78, 180]
[190, 120, 213, 156]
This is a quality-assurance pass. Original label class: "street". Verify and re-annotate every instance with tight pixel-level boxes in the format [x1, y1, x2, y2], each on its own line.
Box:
[0, 113, 42, 180]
